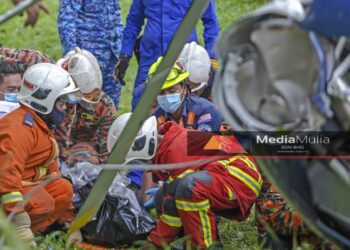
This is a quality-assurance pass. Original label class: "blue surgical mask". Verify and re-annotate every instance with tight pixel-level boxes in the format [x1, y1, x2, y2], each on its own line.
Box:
[157, 93, 183, 113]
[4, 93, 18, 103]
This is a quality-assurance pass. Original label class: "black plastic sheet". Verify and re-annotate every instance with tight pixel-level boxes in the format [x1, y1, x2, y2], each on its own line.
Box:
[63, 162, 155, 247]
[81, 193, 155, 248]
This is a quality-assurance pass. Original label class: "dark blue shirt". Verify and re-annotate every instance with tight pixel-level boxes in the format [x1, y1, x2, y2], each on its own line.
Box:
[120, 0, 220, 60]
[153, 95, 222, 132]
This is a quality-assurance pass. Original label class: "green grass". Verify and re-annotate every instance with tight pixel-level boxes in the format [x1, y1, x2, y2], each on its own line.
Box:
[0, 0, 266, 114]
[0, 0, 266, 249]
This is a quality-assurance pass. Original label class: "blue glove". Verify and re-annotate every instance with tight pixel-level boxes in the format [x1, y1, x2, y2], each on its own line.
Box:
[143, 186, 161, 210]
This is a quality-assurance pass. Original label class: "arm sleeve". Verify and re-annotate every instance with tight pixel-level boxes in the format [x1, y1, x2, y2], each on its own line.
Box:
[96, 102, 118, 164]
[201, 0, 220, 59]
[0, 125, 34, 212]
[57, 0, 82, 55]
[120, 0, 145, 56]
[55, 104, 76, 163]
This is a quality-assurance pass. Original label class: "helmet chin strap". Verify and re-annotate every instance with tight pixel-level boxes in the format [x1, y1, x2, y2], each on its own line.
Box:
[177, 86, 188, 112]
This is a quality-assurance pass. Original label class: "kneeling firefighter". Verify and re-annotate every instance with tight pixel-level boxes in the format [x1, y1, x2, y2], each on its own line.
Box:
[55, 48, 118, 166]
[108, 113, 262, 248]
[0, 63, 80, 246]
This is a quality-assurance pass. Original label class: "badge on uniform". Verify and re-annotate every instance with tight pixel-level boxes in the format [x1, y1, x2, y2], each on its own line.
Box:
[198, 124, 212, 132]
[198, 113, 212, 125]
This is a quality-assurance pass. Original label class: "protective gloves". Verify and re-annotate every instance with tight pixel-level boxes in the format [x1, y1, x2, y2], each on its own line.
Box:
[114, 54, 131, 85]
[143, 185, 161, 210]
[13, 212, 36, 247]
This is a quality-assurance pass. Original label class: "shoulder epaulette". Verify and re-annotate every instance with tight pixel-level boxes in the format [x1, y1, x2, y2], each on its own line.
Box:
[22, 113, 35, 127]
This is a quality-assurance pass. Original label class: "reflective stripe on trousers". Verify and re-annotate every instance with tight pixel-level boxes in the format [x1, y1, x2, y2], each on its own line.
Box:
[176, 199, 212, 247]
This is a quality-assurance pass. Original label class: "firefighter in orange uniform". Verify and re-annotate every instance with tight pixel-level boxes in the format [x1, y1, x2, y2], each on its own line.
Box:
[0, 63, 80, 246]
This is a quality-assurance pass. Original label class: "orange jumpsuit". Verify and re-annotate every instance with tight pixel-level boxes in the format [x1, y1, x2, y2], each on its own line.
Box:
[0, 106, 74, 232]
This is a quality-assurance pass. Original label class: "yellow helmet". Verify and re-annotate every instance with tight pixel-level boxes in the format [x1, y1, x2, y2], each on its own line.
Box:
[148, 56, 190, 90]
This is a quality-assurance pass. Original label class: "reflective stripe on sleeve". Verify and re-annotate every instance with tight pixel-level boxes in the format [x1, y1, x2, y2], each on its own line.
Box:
[160, 214, 182, 227]
[1, 192, 23, 205]
[176, 199, 210, 212]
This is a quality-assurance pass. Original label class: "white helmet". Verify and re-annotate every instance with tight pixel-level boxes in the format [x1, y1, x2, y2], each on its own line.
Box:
[17, 63, 79, 114]
[107, 113, 158, 164]
[178, 42, 211, 86]
[57, 47, 103, 94]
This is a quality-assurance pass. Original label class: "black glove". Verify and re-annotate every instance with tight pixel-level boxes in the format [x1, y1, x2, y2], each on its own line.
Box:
[114, 54, 131, 85]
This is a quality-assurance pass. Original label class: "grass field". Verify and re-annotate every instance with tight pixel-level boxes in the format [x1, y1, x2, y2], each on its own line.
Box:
[0, 0, 266, 114]
[0, 0, 266, 249]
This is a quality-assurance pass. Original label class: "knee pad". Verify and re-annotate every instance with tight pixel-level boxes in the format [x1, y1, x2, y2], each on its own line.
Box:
[192, 170, 212, 184]
[175, 175, 196, 199]
[175, 171, 212, 199]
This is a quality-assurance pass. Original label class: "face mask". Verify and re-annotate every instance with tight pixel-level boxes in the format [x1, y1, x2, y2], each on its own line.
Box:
[3, 93, 18, 103]
[41, 106, 66, 129]
[157, 93, 184, 113]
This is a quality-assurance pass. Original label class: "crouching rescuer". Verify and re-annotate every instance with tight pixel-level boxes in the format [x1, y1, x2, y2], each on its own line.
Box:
[108, 113, 262, 248]
[0, 63, 80, 246]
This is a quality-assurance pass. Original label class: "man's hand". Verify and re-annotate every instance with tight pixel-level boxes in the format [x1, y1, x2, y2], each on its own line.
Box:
[13, 212, 36, 247]
[114, 54, 131, 85]
[12, 0, 51, 28]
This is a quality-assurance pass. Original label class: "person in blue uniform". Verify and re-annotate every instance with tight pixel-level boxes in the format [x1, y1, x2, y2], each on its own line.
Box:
[114, 0, 220, 110]
[57, 0, 123, 109]
[141, 57, 223, 210]
[151, 57, 222, 131]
